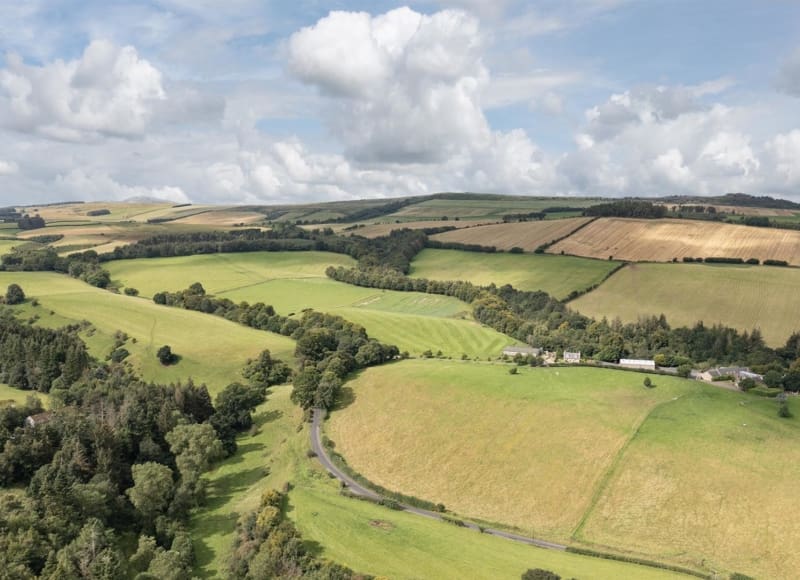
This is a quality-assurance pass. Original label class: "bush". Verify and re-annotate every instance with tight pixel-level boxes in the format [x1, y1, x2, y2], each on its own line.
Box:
[509, 246, 524, 254]
[764, 259, 789, 267]
[124, 287, 140, 296]
[643, 377, 653, 388]
[156, 345, 177, 365]
[778, 401, 792, 418]
[676, 364, 692, 378]
[745, 258, 760, 265]
[509, 367, 518, 375]
[5, 283, 25, 305]
[739, 377, 756, 392]
[521, 570, 561, 580]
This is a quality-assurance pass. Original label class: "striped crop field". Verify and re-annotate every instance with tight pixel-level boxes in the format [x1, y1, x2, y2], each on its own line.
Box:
[429, 217, 592, 251]
[549, 217, 800, 264]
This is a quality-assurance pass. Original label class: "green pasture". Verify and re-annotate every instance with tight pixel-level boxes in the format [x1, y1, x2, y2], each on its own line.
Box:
[0, 383, 50, 408]
[0, 272, 294, 393]
[189, 386, 688, 580]
[410, 248, 620, 299]
[571, 262, 800, 346]
[389, 197, 599, 220]
[327, 360, 794, 578]
[107, 252, 515, 357]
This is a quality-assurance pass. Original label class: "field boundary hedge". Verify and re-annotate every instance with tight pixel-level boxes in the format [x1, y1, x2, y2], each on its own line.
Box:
[565, 547, 711, 578]
[562, 262, 627, 303]
[535, 217, 597, 254]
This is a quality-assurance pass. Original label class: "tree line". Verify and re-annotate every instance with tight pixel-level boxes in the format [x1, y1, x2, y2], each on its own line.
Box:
[153, 283, 400, 410]
[326, 265, 794, 373]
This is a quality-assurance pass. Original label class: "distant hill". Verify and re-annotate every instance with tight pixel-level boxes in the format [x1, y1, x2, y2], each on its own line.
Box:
[656, 193, 800, 210]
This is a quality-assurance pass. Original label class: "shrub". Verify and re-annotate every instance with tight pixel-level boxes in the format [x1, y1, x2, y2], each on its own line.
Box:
[739, 377, 756, 392]
[5, 283, 25, 305]
[509, 367, 518, 375]
[110, 348, 130, 363]
[509, 246, 524, 254]
[643, 377, 653, 388]
[124, 287, 140, 296]
[676, 364, 692, 378]
[778, 401, 792, 418]
[521, 570, 561, 580]
[745, 258, 760, 265]
[157, 345, 177, 365]
[764, 259, 789, 267]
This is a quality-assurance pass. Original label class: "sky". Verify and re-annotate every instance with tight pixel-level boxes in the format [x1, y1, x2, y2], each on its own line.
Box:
[0, 0, 799, 205]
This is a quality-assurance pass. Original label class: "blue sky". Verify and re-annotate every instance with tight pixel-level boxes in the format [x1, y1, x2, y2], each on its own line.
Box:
[0, 0, 799, 204]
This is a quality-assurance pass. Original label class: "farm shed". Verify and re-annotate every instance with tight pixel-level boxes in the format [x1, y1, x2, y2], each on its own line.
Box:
[619, 358, 656, 371]
[563, 351, 581, 364]
[502, 346, 542, 357]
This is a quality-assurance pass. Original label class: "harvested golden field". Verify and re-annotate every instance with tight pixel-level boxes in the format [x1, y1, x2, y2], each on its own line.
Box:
[25, 202, 172, 222]
[352, 220, 496, 238]
[429, 217, 592, 251]
[549, 217, 800, 264]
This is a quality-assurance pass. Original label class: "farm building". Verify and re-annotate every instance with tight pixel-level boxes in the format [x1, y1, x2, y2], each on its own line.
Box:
[25, 412, 53, 428]
[502, 346, 542, 357]
[619, 359, 656, 371]
[699, 367, 764, 382]
[563, 351, 581, 364]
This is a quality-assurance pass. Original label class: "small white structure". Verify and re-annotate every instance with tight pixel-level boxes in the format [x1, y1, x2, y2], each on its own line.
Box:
[563, 351, 581, 364]
[619, 358, 656, 371]
[25, 412, 53, 429]
[502, 346, 541, 357]
[699, 367, 763, 383]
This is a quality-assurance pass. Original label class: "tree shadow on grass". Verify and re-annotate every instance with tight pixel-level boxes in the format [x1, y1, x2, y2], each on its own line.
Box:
[331, 386, 356, 412]
[204, 463, 267, 512]
[252, 408, 282, 427]
[283, 494, 325, 559]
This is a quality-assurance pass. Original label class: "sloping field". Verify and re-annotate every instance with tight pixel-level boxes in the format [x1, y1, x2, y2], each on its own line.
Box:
[410, 248, 620, 299]
[0, 272, 294, 393]
[350, 219, 495, 238]
[389, 197, 598, 220]
[571, 262, 800, 345]
[328, 362, 692, 541]
[0, 239, 20, 257]
[107, 252, 514, 357]
[328, 361, 797, 577]
[0, 383, 50, 407]
[579, 387, 800, 580]
[550, 217, 800, 264]
[430, 217, 592, 251]
[172, 209, 265, 226]
[190, 386, 686, 580]
[26, 202, 172, 222]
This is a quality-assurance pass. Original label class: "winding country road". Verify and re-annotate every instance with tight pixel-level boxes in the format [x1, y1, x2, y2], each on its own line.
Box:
[310, 408, 567, 552]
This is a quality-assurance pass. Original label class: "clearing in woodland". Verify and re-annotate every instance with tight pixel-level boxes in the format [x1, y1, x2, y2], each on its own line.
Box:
[410, 248, 620, 299]
[549, 217, 800, 264]
[189, 385, 687, 580]
[429, 217, 592, 251]
[571, 262, 800, 346]
[106, 252, 515, 357]
[327, 360, 795, 579]
[0, 272, 294, 393]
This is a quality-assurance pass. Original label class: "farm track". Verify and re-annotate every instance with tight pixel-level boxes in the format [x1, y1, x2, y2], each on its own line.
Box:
[310, 408, 568, 552]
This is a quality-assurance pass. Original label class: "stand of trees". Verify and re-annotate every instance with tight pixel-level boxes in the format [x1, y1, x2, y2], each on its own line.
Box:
[326, 265, 788, 371]
[17, 214, 46, 230]
[584, 200, 667, 219]
[153, 283, 399, 410]
[0, 305, 302, 578]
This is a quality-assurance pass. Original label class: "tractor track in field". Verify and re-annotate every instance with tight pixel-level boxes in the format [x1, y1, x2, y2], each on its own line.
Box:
[309, 408, 567, 552]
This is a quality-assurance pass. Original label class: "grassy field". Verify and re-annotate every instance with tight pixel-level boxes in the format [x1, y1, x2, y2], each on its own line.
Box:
[571, 262, 800, 346]
[348, 219, 496, 238]
[0, 239, 20, 257]
[430, 218, 592, 252]
[327, 360, 797, 578]
[328, 362, 693, 540]
[579, 387, 800, 580]
[190, 386, 687, 580]
[0, 272, 294, 393]
[0, 383, 50, 408]
[550, 217, 800, 264]
[410, 248, 620, 299]
[388, 197, 599, 220]
[107, 252, 515, 357]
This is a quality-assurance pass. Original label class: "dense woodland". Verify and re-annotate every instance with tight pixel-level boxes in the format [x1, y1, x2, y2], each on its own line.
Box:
[0, 306, 360, 578]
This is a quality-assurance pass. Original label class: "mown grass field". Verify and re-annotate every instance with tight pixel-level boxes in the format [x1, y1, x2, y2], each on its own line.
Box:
[0, 272, 294, 393]
[190, 386, 687, 580]
[107, 252, 515, 357]
[430, 217, 592, 252]
[327, 360, 796, 578]
[410, 248, 620, 299]
[571, 262, 800, 346]
[328, 362, 693, 540]
[579, 387, 800, 580]
[550, 217, 800, 264]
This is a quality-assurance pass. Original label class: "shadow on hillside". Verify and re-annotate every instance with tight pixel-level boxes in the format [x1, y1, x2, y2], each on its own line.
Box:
[331, 386, 356, 412]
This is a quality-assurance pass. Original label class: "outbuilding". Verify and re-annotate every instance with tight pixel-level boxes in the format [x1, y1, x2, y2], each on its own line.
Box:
[619, 358, 656, 371]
